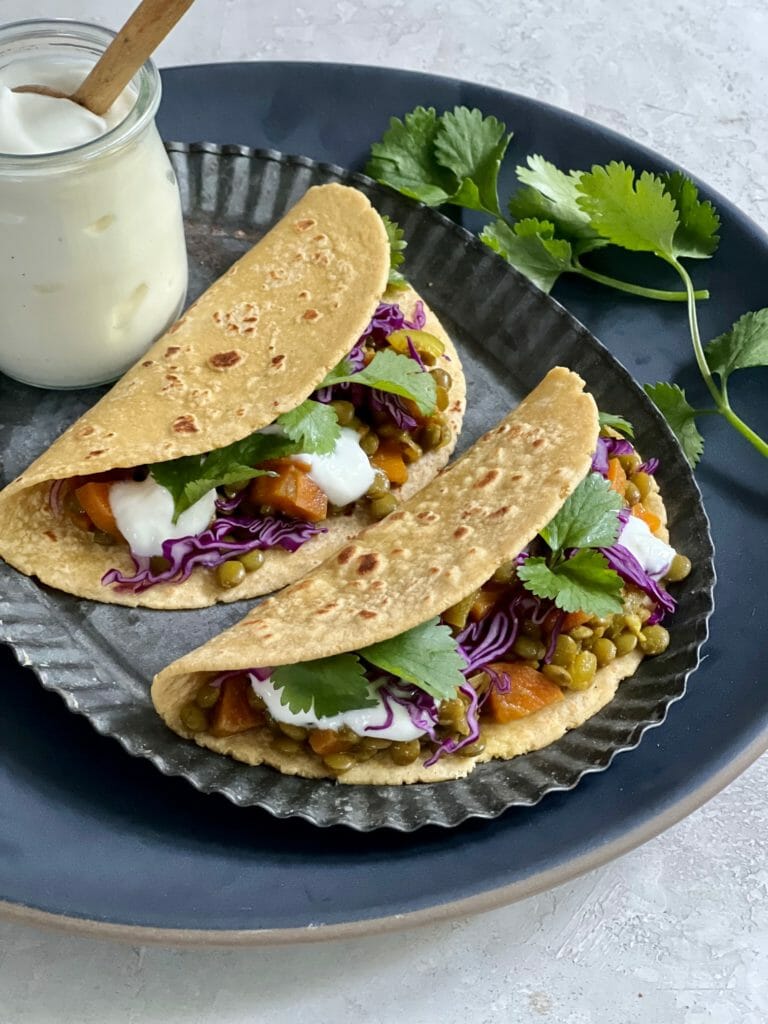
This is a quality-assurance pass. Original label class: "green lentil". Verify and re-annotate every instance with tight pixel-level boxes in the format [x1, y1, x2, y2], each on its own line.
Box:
[330, 400, 355, 426]
[272, 736, 301, 755]
[570, 625, 594, 642]
[593, 637, 618, 667]
[551, 634, 579, 667]
[512, 636, 546, 661]
[542, 663, 572, 687]
[435, 385, 450, 411]
[569, 651, 598, 690]
[180, 703, 208, 732]
[323, 752, 356, 772]
[217, 560, 246, 589]
[430, 367, 452, 390]
[418, 422, 443, 451]
[614, 631, 639, 656]
[619, 452, 642, 474]
[278, 723, 308, 741]
[240, 548, 265, 572]
[460, 740, 486, 757]
[632, 471, 653, 501]
[666, 553, 692, 582]
[624, 481, 641, 506]
[390, 740, 421, 765]
[92, 529, 115, 546]
[639, 624, 670, 655]
[359, 431, 380, 456]
[195, 683, 220, 709]
[370, 493, 398, 519]
[366, 471, 390, 499]
[492, 561, 517, 585]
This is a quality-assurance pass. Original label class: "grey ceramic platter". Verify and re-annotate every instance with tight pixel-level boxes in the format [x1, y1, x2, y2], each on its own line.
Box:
[0, 144, 715, 831]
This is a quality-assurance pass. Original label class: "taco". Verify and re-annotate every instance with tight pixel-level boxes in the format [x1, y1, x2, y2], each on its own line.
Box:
[152, 367, 690, 783]
[0, 184, 465, 609]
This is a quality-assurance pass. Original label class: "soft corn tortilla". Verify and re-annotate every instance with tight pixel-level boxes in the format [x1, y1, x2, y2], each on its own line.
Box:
[0, 183, 464, 608]
[151, 367, 659, 784]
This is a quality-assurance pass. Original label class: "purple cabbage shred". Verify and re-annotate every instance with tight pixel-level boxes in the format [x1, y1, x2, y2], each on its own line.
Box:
[591, 435, 635, 475]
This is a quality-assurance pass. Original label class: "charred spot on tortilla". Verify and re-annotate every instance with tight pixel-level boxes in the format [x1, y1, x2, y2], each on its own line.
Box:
[208, 350, 244, 370]
[172, 415, 199, 434]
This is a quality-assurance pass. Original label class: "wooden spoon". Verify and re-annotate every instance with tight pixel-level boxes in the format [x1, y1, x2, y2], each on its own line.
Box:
[13, 0, 196, 116]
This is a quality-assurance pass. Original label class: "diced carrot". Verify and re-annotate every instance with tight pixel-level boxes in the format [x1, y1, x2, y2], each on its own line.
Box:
[209, 676, 265, 737]
[74, 480, 122, 539]
[250, 459, 328, 522]
[308, 729, 353, 756]
[631, 502, 662, 534]
[606, 457, 627, 497]
[562, 610, 591, 632]
[370, 441, 409, 486]
[484, 662, 564, 723]
[469, 587, 502, 622]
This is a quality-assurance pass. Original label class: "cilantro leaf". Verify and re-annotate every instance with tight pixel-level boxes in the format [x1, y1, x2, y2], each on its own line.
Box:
[598, 411, 635, 438]
[644, 382, 705, 467]
[509, 155, 605, 252]
[360, 618, 467, 703]
[366, 106, 458, 206]
[151, 431, 298, 520]
[539, 473, 623, 553]
[518, 550, 624, 616]
[661, 171, 720, 259]
[433, 107, 512, 217]
[321, 348, 436, 414]
[272, 655, 377, 719]
[276, 400, 340, 455]
[705, 309, 768, 384]
[577, 161, 679, 257]
[480, 218, 574, 293]
[382, 214, 408, 288]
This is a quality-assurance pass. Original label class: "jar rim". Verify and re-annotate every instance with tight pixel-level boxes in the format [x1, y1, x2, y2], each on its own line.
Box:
[0, 18, 161, 167]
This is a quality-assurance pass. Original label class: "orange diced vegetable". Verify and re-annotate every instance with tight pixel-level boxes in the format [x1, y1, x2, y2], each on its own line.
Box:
[562, 610, 591, 632]
[370, 441, 409, 486]
[250, 459, 328, 522]
[308, 729, 353, 756]
[606, 457, 627, 497]
[631, 502, 662, 534]
[209, 676, 264, 737]
[484, 662, 564, 723]
[74, 480, 122, 539]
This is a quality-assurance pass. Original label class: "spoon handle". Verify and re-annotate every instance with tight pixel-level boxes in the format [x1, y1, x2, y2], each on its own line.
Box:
[72, 0, 197, 116]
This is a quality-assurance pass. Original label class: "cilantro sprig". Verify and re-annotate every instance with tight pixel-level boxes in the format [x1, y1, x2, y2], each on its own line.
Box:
[367, 106, 768, 466]
[518, 474, 625, 617]
[271, 618, 467, 719]
[321, 348, 437, 415]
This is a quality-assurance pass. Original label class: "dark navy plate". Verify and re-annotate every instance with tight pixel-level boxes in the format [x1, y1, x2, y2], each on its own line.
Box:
[0, 63, 765, 941]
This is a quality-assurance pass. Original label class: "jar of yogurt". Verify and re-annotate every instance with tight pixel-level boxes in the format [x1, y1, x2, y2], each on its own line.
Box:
[0, 20, 188, 389]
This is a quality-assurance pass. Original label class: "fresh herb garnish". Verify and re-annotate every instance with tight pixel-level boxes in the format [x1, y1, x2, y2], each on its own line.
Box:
[276, 399, 340, 455]
[270, 618, 467, 718]
[322, 348, 437, 415]
[151, 431, 298, 521]
[382, 214, 408, 288]
[367, 105, 512, 216]
[361, 618, 467, 702]
[367, 106, 768, 465]
[643, 382, 704, 467]
[598, 411, 635, 438]
[272, 655, 376, 718]
[518, 473, 624, 616]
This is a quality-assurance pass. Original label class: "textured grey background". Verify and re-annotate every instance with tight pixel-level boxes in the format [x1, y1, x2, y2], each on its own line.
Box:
[0, 1, 766, 1021]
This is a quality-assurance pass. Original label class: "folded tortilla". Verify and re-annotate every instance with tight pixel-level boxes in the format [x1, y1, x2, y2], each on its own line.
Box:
[152, 367, 664, 783]
[0, 184, 465, 608]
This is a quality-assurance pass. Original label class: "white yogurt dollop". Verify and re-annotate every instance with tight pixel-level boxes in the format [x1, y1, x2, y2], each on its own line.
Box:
[253, 675, 426, 742]
[293, 427, 376, 506]
[618, 515, 675, 579]
[109, 476, 216, 558]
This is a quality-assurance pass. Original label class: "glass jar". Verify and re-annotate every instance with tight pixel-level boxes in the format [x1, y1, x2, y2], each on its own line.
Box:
[0, 19, 188, 389]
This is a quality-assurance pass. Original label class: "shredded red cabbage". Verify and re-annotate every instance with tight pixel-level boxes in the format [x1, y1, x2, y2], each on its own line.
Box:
[598, 542, 676, 620]
[638, 457, 659, 475]
[102, 513, 325, 593]
[424, 683, 480, 766]
[591, 435, 635, 475]
[48, 479, 66, 516]
[369, 390, 418, 430]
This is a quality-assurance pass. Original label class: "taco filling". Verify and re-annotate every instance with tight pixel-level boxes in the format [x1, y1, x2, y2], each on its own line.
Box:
[168, 409, 690, 779]
[48, 300, 455, 594]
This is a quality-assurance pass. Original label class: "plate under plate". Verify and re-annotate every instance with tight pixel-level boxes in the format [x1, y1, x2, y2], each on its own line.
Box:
[0, 144, 715, 831]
